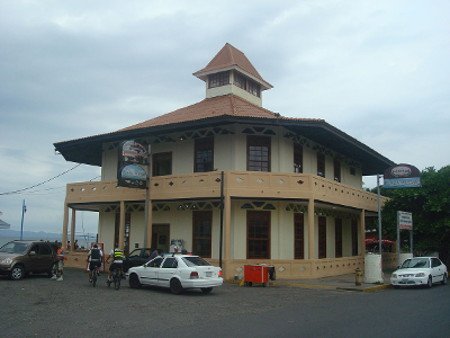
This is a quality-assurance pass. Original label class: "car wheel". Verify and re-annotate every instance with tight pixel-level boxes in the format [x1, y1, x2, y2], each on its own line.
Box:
[10, 265, 25, 280]
[129, 274, 142, 289]
[427, 276, 433, 288]
[201, 287, 213, 294]
[442, 274, 448, 285]
[170, 278, 183, 295]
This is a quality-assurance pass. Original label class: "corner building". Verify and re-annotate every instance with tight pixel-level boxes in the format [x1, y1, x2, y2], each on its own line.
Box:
[55, 43, 394, 279]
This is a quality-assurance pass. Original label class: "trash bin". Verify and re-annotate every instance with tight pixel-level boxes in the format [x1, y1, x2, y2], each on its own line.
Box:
[243, 265, 269, 286]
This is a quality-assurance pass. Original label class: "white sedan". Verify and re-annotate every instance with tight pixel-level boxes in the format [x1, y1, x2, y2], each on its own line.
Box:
[127, 254, 223, 294]
[390, 257, 448, 288]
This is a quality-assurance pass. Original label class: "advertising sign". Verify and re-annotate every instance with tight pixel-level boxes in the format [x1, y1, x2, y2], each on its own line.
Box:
[120, 140, 148, 165]
[397, 211, 413, 230]
[117, 140, 148, 189]
[384, 164, 421, 189]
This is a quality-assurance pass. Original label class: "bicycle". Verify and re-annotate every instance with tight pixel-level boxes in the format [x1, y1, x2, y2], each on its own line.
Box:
[107, 266, 123, 290]
[90, 264, 100, 287]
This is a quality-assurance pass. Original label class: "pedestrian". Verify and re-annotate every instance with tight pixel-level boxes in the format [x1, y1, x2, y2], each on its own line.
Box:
[149, 247, 159, 260]
[53, 242, 65, 281]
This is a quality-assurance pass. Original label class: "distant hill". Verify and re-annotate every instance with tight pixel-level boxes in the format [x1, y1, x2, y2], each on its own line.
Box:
[0, 229, 62, 241]
[0, 229, 97, 249]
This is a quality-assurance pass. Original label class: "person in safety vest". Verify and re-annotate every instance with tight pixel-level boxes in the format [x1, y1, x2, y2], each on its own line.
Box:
[87, 243, 103, 283]
[106, 244, 125, 283]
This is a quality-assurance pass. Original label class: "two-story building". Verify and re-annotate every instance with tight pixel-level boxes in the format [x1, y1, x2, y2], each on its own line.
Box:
[54, 43, 394, 279]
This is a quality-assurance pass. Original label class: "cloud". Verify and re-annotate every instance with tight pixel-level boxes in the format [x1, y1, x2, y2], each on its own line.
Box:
[1, 0, 449, 233]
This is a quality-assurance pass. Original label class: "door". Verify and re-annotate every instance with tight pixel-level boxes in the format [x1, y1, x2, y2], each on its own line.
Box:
[157, 257, 178, 287]
[151, 224, 170, 253]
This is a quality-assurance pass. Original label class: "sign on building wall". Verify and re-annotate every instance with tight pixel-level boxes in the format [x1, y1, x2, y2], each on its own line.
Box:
[383, 163, 421, 188]
[117, 140, 149, 189]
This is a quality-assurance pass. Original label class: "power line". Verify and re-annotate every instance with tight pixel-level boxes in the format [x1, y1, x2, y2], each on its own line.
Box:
[0, 163, 82, 196]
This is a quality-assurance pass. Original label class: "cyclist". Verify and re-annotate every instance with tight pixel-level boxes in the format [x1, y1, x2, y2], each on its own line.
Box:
[87, 243, 103, 283]
[106, 245, 125, 284]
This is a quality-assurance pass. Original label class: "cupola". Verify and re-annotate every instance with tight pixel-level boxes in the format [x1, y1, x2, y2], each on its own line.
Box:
[193, 43, 273, 107]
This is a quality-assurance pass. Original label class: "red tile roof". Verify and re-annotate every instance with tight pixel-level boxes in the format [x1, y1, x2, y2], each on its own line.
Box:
[119, 94, 321, 132]
[193, 43, 272, 89]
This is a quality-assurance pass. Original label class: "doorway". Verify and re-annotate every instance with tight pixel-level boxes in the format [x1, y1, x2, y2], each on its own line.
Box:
[151, 224, 170, 252]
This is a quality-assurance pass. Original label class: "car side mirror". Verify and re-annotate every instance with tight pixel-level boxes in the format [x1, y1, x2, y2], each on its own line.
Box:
[29, 250, 36, 256]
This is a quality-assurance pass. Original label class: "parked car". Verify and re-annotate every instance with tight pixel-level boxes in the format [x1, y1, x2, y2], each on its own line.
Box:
[127, 254, 223, 294]
[0, 240, 59, 280]
[390, 257, 448, 288]
[123, 248, 153, 272]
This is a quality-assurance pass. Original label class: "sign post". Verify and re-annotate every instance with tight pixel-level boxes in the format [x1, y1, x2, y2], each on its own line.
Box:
[397, 210, 413, 264]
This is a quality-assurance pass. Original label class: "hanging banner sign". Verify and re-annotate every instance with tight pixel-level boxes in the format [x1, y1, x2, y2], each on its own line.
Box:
[117, 140, 148, 189]
[397, 211, 413, 230]
[120, 140, 149, 165]
[383, 163, 421, 189]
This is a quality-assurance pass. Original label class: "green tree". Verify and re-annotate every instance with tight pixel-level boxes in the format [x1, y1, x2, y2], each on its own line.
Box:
[380, 166, 450, 265]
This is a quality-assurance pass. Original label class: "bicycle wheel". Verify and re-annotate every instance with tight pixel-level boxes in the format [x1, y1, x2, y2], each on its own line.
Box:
[114, 271, 121, 290]
[92, 269, 97, 287]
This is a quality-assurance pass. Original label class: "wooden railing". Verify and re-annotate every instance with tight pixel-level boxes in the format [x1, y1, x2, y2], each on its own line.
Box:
[65, 171, 385, 212]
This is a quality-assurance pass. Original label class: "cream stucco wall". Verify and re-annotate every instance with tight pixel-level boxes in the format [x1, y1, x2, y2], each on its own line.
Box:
[101, 125, 363, 189]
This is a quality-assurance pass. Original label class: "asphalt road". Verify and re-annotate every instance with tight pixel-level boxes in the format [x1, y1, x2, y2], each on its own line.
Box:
[1, 268, 449, 338]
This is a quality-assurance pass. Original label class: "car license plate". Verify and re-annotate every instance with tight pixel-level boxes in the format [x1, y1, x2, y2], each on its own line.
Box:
[205, 271, 212, 277]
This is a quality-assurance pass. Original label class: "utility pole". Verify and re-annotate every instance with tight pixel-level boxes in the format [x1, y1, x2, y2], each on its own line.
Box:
[20, 199, 26, 240]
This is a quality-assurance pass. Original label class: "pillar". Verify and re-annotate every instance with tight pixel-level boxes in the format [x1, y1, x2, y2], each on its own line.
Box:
[359, 209, 366, 256]
[118, 201, 125, 249]
[62, 204, 69, 249]
[70, 209, 76, 251]
[145, 199, 153, 249]
[307, 198, 315, 259]
[224, 194, 231, 260]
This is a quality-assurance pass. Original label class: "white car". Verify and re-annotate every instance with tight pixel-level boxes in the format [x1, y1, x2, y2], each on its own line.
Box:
[127, 254, 223, 294]
[390, 257, 448, 288]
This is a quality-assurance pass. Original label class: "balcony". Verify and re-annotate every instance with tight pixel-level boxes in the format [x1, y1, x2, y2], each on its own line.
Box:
[65, 171, 385, 212]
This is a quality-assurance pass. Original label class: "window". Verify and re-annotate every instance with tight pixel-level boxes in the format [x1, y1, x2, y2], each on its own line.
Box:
[208, 71, 230, 88]
[294, 213, 304, 259]
[317, 153, 325, 177]
[152, 152, 172, 176]
[192, 211, 212, 258]
[318, 216, 327, 259]
[38, 244, 52, 255]
[148, 257, 163, 267]
[334, 159, 341, 182]
[335, 218, 342, 258]
[234, 72, 246, 89]
[294, 143, 303, 173]
[247, 210, 270, 259]
[247, 79, 261, 97]
[194, 137, 214, 172]
[351, 219, 358, 256]
[162, 257, 178, 268]
[247, 136, 271, 172]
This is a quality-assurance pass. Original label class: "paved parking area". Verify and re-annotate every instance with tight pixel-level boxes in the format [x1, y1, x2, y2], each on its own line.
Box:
[0, 268, 322, 337]
[1, 268, 448, 338]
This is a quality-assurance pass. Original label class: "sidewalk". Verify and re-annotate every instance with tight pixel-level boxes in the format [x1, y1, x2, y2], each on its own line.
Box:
[272, 271, 392, 292]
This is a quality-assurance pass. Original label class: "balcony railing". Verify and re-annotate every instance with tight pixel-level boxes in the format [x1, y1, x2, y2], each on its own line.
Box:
[65, 171, 385, 212]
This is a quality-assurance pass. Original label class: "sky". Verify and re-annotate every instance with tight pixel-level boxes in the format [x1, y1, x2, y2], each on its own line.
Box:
[0, 0, 449, 235]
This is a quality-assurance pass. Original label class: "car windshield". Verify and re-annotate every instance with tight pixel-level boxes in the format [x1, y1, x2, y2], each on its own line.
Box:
[0, 242, 29, 254]
[401, 258, 430, 269]
[182, 256, 211, 267]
